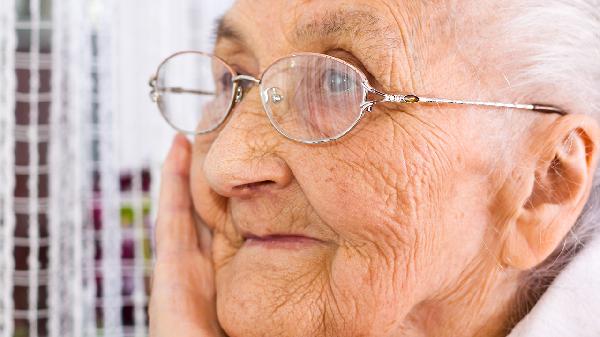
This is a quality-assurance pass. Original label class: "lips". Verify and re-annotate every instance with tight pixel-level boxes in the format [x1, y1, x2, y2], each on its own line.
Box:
[242, 233, 324, 249]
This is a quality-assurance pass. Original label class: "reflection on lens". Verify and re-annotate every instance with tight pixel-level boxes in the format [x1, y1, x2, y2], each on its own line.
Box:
[155, 52, 234, 134]
[266, 87, 284, 104]
[261, 54, 366, 143]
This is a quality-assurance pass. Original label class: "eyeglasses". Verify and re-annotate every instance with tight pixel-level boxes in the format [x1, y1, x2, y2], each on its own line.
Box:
[149, 51, 565, 144]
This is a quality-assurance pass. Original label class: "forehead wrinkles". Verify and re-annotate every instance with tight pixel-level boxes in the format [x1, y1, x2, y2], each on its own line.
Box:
[280, 4, 403, 50]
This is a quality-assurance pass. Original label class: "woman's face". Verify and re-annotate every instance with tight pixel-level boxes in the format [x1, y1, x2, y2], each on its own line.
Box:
[190, 0, 535, 336]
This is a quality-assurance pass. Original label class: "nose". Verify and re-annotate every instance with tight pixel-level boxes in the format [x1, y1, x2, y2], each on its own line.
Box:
[202, 87, 293, 199]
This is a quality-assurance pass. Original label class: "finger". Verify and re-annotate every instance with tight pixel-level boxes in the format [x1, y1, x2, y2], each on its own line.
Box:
[155, 134, 199, 257]
[195, 214, 213, 257]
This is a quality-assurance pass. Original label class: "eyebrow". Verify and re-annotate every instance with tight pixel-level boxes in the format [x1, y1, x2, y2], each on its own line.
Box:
[214, 9, 383, 45]
[214, 17, 245, 43]
[293, 10, 380, 41]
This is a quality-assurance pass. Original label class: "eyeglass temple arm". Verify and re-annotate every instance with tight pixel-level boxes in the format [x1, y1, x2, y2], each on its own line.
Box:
[157, 87, 215, 95]
[148, 77, 215, 103]
[417, 96, 566, 115]
[368, 87, 566, 115]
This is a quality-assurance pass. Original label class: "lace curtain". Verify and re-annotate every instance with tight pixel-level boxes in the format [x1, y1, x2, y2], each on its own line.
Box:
[0, 1, 233, 336]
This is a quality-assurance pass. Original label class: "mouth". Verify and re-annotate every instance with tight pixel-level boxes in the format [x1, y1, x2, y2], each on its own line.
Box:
[242, 233, 324, 249]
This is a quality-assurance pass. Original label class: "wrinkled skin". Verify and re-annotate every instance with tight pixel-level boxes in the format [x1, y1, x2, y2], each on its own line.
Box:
[148, 1, 600, 337]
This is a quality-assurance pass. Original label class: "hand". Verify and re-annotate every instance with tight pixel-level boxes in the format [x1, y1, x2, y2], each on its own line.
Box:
[149, 134, 225, 337]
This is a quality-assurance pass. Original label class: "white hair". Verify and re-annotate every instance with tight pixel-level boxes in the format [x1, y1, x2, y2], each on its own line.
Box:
[499, 0, 600, 323]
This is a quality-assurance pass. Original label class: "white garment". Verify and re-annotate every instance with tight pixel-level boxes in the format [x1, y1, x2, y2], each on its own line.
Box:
[508, 235, 600, 337]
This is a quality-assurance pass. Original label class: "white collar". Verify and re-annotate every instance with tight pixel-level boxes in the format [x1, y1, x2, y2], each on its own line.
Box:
[508, 234, 600, 337]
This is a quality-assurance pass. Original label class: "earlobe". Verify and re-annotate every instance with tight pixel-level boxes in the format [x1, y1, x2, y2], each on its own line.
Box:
[501, 115, 600, 270]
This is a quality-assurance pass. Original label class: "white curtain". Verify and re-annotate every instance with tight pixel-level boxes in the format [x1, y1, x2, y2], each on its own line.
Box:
[0, 0, 17, 335]
[0, 1, 234, 336]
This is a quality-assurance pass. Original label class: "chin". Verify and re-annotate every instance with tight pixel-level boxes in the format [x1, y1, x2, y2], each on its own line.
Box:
[215, 262, 321, 336]
[214, 241, 341, 337]
[213, 241, 399, 337]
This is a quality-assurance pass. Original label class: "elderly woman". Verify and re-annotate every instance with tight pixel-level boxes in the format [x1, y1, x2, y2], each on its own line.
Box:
[147, 0, 600, 336]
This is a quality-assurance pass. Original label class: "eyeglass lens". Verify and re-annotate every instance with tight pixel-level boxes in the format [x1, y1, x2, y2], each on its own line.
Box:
[155, 52, 366, 142]
[156, 52, 235, 133]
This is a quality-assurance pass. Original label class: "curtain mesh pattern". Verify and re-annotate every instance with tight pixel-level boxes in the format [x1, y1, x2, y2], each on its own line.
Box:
[1, 1, 233, 336]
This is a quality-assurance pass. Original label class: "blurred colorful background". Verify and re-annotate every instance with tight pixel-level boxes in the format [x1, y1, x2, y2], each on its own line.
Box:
[0, 0, 233, 336]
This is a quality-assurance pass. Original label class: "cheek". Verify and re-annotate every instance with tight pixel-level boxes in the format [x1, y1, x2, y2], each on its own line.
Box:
[282, 115, 491, 327]
[190, 150, 227, 232]
[281, 142, 440, 325]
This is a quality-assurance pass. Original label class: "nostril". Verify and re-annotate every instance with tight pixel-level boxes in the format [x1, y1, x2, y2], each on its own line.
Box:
[233, 180, 277, 192]
[203, 147, 293, 198]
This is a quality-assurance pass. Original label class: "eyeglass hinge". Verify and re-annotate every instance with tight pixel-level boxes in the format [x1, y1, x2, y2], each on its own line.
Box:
[382, 94, 420, 103]
[148, 76, 159, 102]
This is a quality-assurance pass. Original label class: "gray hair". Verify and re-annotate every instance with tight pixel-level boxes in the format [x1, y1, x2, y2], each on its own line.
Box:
[500, 0, 600, 324]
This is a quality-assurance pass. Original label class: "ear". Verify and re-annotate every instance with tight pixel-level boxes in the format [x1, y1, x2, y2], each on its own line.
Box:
[501, 114, 600, 270]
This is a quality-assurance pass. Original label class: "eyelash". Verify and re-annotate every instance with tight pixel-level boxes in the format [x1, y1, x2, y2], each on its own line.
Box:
[325, 48, 376, 84]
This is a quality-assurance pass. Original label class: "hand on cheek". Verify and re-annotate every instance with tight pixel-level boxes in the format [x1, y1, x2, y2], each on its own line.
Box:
[149, 134, 225, 337]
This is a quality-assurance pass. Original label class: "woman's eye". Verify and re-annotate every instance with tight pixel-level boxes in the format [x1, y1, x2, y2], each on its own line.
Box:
[324, 69, 354, 93]
[218, 72, 232, 90]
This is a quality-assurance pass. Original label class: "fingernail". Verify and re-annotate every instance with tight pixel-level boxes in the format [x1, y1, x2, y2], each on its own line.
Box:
[169, 134, 190, 169]
[170, 134, 188, 155]
[172, 133, 186, 147]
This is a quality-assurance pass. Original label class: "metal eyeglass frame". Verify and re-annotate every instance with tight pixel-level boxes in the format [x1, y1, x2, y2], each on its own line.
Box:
[149, 51, 566, 145]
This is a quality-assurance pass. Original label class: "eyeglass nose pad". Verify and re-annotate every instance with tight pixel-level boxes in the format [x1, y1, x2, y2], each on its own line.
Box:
[234, 85, 244, 103]
[264, 87, 284, 105]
